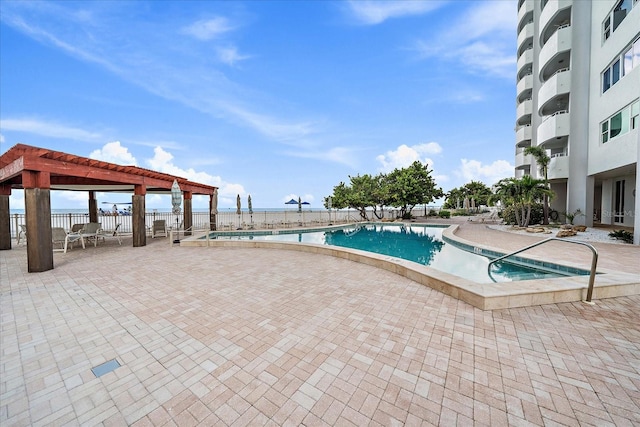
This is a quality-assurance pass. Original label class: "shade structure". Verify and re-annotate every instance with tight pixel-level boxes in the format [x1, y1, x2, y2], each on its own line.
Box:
[248, 195, 253, 215]
[236, 194, 241, 215]
[285, 199, 298, 205]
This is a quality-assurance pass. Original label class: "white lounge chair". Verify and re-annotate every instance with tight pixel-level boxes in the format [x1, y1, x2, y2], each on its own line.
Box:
[17, 224, 27, 245]
[78, 222, 102, 247]
[99, 223, 122, 245]
[152, 220, 167, 238]
[52, 227, 84, 253]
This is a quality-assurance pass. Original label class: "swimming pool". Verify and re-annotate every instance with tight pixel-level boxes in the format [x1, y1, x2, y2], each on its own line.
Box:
[205, 223, 588, 283]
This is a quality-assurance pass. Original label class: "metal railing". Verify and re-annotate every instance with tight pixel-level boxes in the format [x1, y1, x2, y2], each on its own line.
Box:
[7, 207, 436, 239]
[487, 237, 598, 302]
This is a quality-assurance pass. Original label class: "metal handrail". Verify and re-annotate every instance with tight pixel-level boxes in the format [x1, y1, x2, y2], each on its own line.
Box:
[487, 237, 599, 303]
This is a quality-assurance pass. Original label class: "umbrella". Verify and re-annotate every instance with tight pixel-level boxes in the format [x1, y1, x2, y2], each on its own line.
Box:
[471, 197, 476, 212]
[212, 189, 218, 215]
[285, 198, 298, 205]
[248, 195, 253, 215]
[463, 196, 469, 210]
[298, 196, 302, 213]
[171, 180, 182, 215]
[236, 194, 241, 215]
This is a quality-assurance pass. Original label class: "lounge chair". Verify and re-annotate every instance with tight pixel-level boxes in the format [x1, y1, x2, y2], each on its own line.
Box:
[152, 220, 167, 238]
[78, 222, 104, 247]
[17, 224, 27, 245]
[99, 223, 122, 245]
[52, 227, 84, 253]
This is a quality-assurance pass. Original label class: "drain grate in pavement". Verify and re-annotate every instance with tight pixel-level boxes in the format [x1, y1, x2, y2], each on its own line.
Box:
[91, 359, 121, 377]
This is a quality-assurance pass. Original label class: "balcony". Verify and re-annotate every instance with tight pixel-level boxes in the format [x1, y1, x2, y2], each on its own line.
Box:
[517, 21, 534, 54]
[537, 111, 570, 147]
[539, 25, 572, 82]
[516, 99, 532, 127]
[517, 74, 533, 103]
[516, 125, 532, 147]
[548, 153, 569, 180]
[538, 68, 571, 115]
[515, 149, 532, 170]
[517, 48, 533, 78]
[540, 0, 572, 45]
[518, 0, 534, 31]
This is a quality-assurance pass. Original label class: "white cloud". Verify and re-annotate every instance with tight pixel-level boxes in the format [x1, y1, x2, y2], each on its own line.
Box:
[346, 0, 446, 25]
[0, 118, 102, 142]
[0, 3, 324, 149]
[222, 103, 317, 142]
[146, 146, 245, 199]
[0, 134, 5, 143]
[413, 0, 517, 79]
[456, 158, 514, 187]
[181, 17, 235, 40]
[284, 146, 358, 167]
[376, 142, 442, 172]
[216, 46, 251, 66]
[89, 141, 137, 165]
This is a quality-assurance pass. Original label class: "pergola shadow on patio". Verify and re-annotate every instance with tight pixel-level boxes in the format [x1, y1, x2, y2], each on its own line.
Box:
[0, 144, 218, 272]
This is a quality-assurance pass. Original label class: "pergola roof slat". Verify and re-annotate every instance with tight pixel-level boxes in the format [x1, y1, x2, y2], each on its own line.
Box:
[0, 144, 217, 195]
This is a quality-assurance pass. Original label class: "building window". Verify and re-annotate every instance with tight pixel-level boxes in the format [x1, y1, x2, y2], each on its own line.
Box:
[602, 37, 640, 93]
[601, 100, 639, 143]
[604, 0, 636, 41]
[601, 122, 609, 143]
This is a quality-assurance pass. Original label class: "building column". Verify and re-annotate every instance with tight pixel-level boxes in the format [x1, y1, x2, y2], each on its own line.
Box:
[184, 191, 192, 236]
[23, 171, 53, 272]
[132, 185, 146, 247]
[0, 185, 11, 250]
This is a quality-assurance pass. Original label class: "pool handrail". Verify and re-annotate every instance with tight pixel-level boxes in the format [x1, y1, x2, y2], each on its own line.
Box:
[487, 237, 598, 303]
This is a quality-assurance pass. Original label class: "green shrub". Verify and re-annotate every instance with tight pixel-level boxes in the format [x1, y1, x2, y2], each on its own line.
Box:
[608, 229, 634, 244]
[500, 203, 543, 225]
[439, 210, 451, 218]
[428, 209, 438, 217]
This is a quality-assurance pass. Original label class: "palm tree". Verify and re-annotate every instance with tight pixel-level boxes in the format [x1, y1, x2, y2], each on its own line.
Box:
[524, 146, 551, 224]
[492, 176, 553, 227]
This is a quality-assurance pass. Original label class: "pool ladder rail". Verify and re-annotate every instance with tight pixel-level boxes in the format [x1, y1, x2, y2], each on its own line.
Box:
[487, 237, 598, 303]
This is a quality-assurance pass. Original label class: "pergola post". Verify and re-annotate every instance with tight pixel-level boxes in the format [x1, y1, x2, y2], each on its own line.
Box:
[24, 171, 53, 272]
[88, 191, 98, 223]
[184, 191, 192, 236]
[0, 185, 11, 250]
[132, 185, 146, 247]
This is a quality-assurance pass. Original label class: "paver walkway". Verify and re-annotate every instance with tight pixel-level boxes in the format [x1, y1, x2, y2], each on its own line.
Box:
[1, 227, 639, 426]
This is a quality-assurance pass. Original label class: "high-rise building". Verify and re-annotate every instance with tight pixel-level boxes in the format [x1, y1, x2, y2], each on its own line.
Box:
[515, 0, 639, 244]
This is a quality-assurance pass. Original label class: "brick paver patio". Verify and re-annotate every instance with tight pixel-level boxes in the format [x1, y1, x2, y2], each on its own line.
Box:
[1, 224, 639, 426]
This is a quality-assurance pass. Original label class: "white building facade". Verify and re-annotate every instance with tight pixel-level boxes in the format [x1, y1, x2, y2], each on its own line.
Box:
[515, 0, 640, 244]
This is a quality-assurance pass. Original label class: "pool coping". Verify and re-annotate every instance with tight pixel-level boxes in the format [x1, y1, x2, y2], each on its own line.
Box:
[179, 224, 640, 310]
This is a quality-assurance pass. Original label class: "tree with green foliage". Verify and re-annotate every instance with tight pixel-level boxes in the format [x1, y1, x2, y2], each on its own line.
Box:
[324, 161, 443, 220]
[385, 161, 443, 218]
[443, 181, 493, 210]
[324, 174, 386, 220]
[492, 176, 553, 227]
[524, 146, 552, 224]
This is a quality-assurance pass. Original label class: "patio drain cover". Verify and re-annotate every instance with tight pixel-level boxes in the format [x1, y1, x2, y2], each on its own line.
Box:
[91, 359, 121, 377]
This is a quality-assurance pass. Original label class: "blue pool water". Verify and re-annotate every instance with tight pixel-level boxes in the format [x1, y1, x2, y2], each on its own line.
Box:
[207, 224, 588, 283]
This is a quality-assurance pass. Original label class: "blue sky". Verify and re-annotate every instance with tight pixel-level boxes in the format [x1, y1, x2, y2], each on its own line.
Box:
[0, 0, 516, 210]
